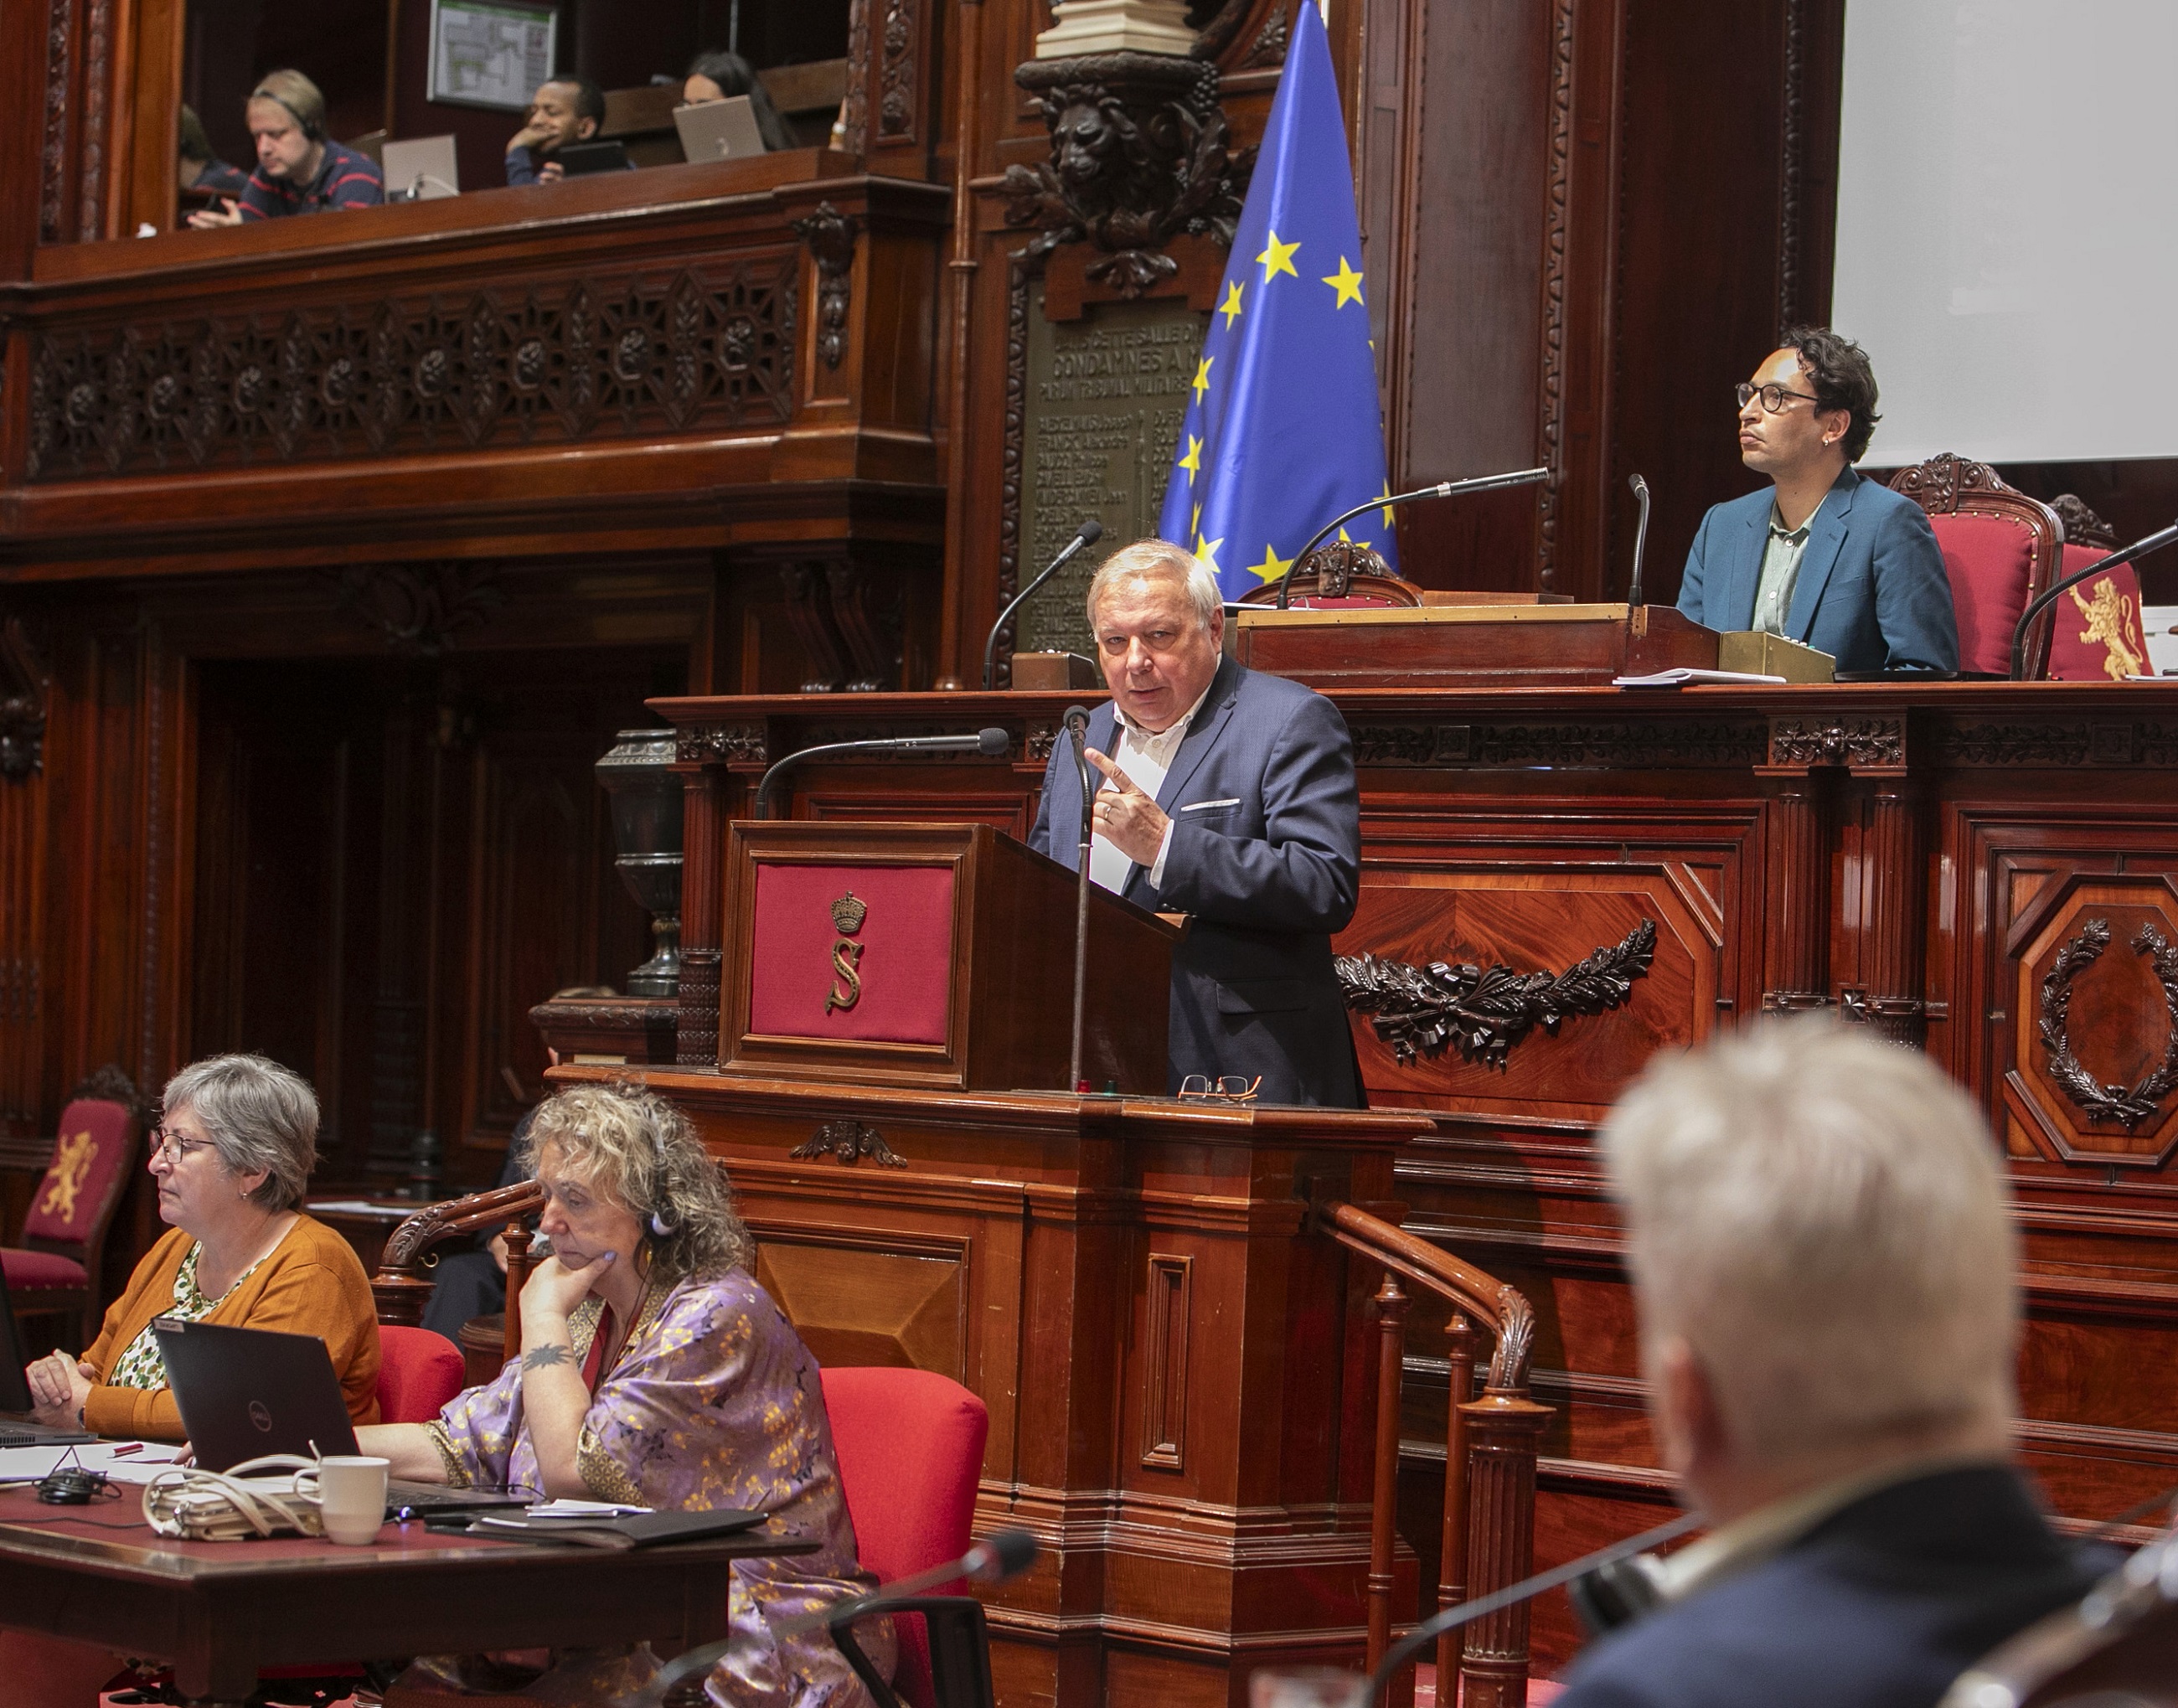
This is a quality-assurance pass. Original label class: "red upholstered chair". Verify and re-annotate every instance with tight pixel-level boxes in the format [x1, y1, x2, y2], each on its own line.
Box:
[2044, 494, 2152, 683]
[376, 1324, 467, 1423]
[820, 1365, 992, 1708]
[1, 1071, 144, 1347]
[1888, 453, 2063, 678]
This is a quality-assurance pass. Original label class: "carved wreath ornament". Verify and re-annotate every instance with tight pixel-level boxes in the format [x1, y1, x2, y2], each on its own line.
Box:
[1335, 920, 1658, 1070]
[2039, 918, 2178, 1132]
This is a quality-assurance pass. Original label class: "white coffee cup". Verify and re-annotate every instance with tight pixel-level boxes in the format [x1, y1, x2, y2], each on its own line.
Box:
[314, 1455, 390, 1546]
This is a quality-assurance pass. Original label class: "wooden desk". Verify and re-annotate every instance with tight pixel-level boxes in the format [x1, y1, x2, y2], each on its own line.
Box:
[0, 1488, 808, 1705]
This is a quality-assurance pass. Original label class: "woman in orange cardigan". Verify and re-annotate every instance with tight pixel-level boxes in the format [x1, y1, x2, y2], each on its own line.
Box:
[22, 1051, 379, 1439]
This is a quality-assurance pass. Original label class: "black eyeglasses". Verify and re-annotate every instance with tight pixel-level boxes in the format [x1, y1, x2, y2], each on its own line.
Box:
[1736, 382, 1821, 414]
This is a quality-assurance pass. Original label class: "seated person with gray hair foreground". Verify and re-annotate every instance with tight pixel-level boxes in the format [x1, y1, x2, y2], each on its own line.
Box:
[1556, 1020, 2110, 1708]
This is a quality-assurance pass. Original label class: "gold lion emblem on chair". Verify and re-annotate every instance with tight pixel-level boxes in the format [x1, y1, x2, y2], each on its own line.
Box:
[39, 1129, 98, 1223]
[2069, 575, 2147, 682]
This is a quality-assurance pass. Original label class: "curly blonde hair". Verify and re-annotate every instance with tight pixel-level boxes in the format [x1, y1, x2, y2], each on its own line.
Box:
[518, 1082, 751, 1283]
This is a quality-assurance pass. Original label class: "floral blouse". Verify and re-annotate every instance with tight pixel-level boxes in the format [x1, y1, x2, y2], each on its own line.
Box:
[104, 1241, 271, 1390]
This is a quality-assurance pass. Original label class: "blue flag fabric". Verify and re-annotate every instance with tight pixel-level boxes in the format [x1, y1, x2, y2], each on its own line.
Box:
[1156, 0, 1396, 594]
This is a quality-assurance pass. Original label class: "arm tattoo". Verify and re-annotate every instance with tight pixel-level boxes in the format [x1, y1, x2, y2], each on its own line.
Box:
[522, 1343, 574, 1372]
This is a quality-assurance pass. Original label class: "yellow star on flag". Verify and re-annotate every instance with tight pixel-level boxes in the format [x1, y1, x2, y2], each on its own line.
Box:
[1176, 434, 1203, 480]
[1191, 501, 1202, 536]
[1247, 542, 1295, 586]
[1321, 256, 1365, 308]
[1257, 230, 1301, 283]
[1378, 482, 1396, 529]
[1220, 281, 1246, 327]
[1191, 355, 1215, 403]
[1195, 533, 1226, 577]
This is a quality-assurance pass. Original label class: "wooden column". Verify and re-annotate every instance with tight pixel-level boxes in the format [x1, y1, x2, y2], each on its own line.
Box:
[1854, 773, 1928, 1046]
[1455, 1388, 1551, 1708]
[676, 766, 727, 1069]
[1757, 764, 1831, 1011]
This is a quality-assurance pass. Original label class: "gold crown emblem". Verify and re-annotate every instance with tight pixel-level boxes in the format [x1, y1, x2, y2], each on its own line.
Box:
[830, 891, 868, 934]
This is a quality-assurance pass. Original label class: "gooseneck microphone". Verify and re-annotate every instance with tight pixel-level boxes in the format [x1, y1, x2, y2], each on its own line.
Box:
[1627, 473, 1652, 607]
[983, 519, 1105, 689]
[756, 729, 1011, 819]
[1063, 704, 1097, 1091]
[2008, 517, 2178, 680]
[637, 1529, 1042, 1704]
[1273, 468, 1551, 607]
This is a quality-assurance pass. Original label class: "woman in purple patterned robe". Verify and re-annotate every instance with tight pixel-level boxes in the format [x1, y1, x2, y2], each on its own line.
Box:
[363, 1083, 893, 1707]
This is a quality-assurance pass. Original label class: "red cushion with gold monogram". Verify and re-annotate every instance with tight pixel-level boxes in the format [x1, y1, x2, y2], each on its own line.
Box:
[19, 1097, 139, 1252]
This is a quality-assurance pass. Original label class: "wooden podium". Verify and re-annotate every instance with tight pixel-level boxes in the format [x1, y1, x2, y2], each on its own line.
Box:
[718, 821, 1178, 1091]
[1234, 601, 1718, 687]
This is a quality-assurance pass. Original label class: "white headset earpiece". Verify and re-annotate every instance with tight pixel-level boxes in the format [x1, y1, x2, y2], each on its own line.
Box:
[650, 1210, 673, 1237]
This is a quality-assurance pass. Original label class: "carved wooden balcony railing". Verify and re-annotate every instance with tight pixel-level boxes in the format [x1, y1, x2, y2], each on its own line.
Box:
[371, 1178, 547, 1367]
[1314, 1198, 1551, 1708]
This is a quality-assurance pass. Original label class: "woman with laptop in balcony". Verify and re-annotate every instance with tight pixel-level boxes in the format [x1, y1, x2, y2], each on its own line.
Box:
[19, 1052, 380, 1441]
[359, 1081, 892, 1706]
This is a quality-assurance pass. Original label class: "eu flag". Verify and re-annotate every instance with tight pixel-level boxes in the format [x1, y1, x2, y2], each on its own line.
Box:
[1157, 0, 1396, 595]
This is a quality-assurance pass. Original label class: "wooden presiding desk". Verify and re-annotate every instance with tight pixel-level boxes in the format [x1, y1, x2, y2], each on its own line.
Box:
[0, 1486, 807, 1705]
[607, 670, 2178, 1689]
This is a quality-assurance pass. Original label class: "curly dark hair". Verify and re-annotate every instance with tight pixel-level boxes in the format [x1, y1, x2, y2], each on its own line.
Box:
[1779, 326, 1882, 462]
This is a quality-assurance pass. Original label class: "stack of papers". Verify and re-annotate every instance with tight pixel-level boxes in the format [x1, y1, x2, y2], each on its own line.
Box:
[1613, 668, 1789, 688]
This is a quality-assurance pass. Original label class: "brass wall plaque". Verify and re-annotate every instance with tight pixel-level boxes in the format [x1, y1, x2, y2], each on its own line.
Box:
[1017, 283, 1206, 658]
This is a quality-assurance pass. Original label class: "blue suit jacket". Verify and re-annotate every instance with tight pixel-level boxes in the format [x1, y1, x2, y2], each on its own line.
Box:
[1676, 465, 1959, 677]
[1555, 1466, 2112, 1708]
[1026, 656, 1362, 1106]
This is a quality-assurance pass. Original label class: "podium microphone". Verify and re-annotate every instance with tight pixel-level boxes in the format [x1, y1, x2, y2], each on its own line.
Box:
[2009, 516, 2178, 680]
[1627, 473, 1651, 607]
[756, 729, 1010, 819]
[1063, 704, 1097, 1091]
[1274, 468, 1550, 607]
[637, 1529, 1042, 1703]
[983, 519, 1105, 689]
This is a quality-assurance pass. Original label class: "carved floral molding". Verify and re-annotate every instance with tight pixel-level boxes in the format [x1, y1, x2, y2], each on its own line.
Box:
[2040, 918, 2178, 1132]
[1337, 920, 1657, 1070]
[790, 1118, 906, 1167]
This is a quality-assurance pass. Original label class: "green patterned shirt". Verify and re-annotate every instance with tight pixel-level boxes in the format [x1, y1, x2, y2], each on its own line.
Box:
[104, 1242, 272, 1391]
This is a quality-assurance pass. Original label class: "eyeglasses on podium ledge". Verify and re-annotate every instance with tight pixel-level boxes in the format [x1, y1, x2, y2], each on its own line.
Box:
[1176, 1075, 1262, 1105]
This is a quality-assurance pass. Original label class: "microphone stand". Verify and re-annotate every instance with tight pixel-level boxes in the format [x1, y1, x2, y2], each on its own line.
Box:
[1065, 705, 1095, 1091]
[1273, 467, 1550, 608]
[983, 519, 1104, 689]
[1627, 473, 1651, 606]
[2008, 519, 2178, 680]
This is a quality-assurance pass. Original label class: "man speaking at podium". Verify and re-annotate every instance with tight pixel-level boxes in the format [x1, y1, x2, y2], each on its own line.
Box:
[1027, 539, 1362, 1107]
[1677, 328, 1956, 678]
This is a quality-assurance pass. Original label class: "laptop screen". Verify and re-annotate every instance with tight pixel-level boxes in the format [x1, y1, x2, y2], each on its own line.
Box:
[153, 1318, 361, 1471]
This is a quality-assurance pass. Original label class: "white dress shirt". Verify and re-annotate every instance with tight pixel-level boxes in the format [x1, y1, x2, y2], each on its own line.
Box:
[1086, 682, 1215, 895]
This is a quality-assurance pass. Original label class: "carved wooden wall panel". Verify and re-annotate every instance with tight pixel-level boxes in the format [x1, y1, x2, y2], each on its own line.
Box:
[753, 1225, 970, 1378]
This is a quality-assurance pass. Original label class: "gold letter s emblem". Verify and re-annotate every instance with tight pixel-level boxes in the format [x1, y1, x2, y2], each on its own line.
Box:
[825, 940, 864, 1014]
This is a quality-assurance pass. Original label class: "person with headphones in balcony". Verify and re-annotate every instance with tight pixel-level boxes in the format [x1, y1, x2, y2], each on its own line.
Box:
[186, 69, 383, 228]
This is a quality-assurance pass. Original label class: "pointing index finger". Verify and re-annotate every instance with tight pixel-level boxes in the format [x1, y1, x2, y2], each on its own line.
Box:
[1084, 749, 1139, 792]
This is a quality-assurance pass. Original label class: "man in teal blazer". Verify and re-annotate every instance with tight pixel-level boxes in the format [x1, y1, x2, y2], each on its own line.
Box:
[1677, 328, 1958, 677]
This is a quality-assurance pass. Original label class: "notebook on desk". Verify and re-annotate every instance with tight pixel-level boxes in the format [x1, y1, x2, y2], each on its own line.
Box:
[0, 1263, 98, 1446]
[153, 1318, 524, 1514]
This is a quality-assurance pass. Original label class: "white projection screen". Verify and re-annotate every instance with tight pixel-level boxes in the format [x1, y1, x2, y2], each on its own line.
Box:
[1831, 1, 2178, 467]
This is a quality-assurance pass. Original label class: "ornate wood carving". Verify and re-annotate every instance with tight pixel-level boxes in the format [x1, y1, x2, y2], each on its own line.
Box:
[1349, 720, 1768, 769]
[1336, 921, 1656, 1069]
[65, 1063, 144, 1117]
[1534, 0, 1578, 593]
[879, 0, 918, 139]
[1887, 451, 2014, 513]
[2041, 919, 2178, 1132]
[675, 948, 722, 1069]
[1003, 54, 1252, 298]
[78, 0, 111, 240]
[789, 1117, 907, 1167]
[40, 0, 72, 244]
[676, 723, 769, 765]
[2052, 494, 2119, 550]
[841, 0, 870, 153]
[1776, 0, 1805, 336]
[27, 259, 797, 482]
[1768, 716, 1905, 770]
[1240, 5, 1289, 69]
[791, 203, 861, 371]
[333, 563, 505, 657]
[0, 618, 51, 781]
[1931, 721, 2178, 767]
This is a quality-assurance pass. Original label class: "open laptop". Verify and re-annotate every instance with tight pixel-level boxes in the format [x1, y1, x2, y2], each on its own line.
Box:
[153, 1318, 524, 1514]
[673, 95, 766, 163]
[0, 1262, 97, 1447]
[382, 135, 459, 202]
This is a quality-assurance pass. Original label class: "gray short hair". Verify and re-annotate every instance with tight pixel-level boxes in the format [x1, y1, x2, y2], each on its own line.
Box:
[1083, 538, 1223, 633]
[161, 1054, 320, 1212]
[1602, 1019, 2017, 1461]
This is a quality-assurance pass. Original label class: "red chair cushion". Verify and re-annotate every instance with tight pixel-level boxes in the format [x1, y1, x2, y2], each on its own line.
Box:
[820, 1366, 990, 1708]
[0, 1247, 88, 1292]
[20, 1098, 138, 1251]
[2046, 545, 2150, 682]
[1929, 512, 2036, 676]
[376, 1325, 467, 1424]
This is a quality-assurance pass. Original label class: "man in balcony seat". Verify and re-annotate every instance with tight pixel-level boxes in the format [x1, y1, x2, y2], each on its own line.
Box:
[1554, 1021, 2109, 1708]
[505, 75, 610, 186]
[185, 70, 383, 228]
